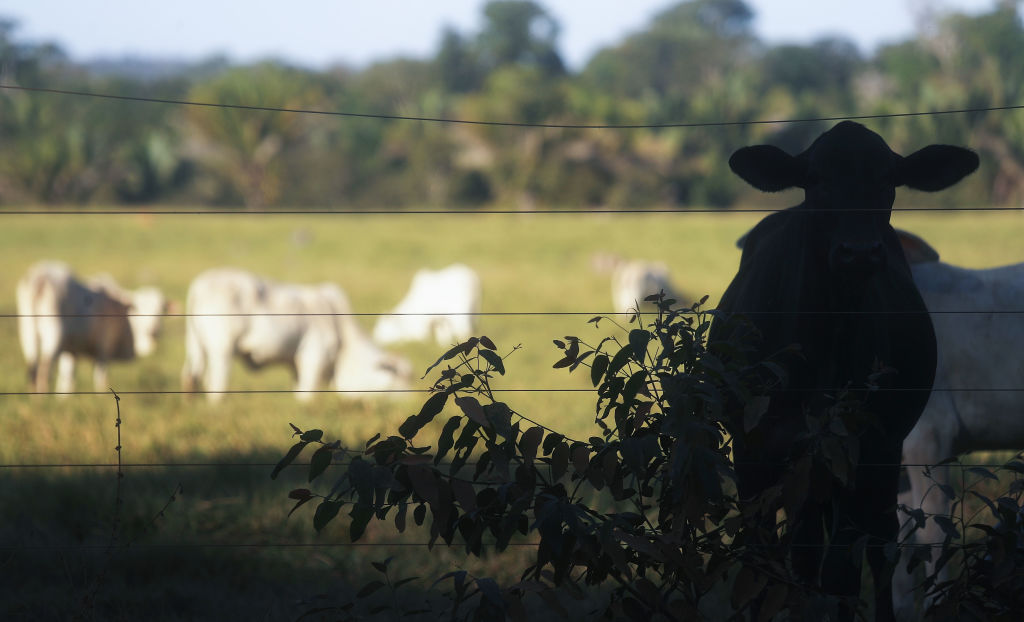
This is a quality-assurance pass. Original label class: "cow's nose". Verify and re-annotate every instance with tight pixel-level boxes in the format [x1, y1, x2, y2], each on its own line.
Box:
[834, 241, 887, 272]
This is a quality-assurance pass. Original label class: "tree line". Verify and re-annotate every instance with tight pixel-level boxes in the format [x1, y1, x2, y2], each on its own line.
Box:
[1, 0, 1022, 210]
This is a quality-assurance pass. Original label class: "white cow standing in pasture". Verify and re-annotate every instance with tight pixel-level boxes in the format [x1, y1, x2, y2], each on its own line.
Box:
[891, 231, 1024, 619]
[181, 268, 412, 402]
[16, 261, 168, 393]
[373, 264, 482, 346]
[591, 252, 686, 315]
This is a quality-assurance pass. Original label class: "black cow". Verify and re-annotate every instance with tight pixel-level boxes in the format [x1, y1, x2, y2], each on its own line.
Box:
[712, 121, 977, 621]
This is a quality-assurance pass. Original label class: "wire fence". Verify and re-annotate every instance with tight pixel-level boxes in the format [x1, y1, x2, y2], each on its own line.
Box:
[4, 82, 1024, 129]
[2, 85, 1023, 568]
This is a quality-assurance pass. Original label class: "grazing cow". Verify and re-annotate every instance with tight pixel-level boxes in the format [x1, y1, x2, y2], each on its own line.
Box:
[16, 261, 168, 393]
[591, 252, 686, 314]
[889, 231, 1024, 619]
[181, 268, 411, 402]
[713, 121, 977, 621]
[373, 264, 482, 346]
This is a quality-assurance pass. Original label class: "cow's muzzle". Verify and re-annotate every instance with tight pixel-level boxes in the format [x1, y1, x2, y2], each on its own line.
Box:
[831, 241, 887, 276]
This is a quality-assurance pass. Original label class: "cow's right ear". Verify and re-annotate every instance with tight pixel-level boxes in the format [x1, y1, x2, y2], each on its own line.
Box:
[729, 145, 805, 192]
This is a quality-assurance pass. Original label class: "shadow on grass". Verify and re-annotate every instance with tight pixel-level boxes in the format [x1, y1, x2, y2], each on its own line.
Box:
[0, 448, 526, 621]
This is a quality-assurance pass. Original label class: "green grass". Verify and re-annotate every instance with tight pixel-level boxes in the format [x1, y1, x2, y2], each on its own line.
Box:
[0, 208, 1020, 620]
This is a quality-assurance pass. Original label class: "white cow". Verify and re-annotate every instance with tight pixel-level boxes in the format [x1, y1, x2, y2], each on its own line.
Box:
[373, 264, 482, 346]
[892, 231, 1024, 619]
[181, 268, 411, 402]
[591, 252, 685, 315]
[16, 261, 167, 393]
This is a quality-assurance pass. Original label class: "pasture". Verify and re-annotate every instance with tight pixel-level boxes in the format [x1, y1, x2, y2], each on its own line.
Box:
[0, 208, 1020, 619]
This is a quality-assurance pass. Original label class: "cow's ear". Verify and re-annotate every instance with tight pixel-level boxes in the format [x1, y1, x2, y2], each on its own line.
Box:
[735, 231, 750, 250]
[729, 145, 804, 192]
[896, 145, 979, 192]
[895, 229, 940, 264]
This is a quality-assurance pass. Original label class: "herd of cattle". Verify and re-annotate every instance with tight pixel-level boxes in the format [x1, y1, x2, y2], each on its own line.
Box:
[15, 257, 686, 400]
[11, 122, 1019, 618]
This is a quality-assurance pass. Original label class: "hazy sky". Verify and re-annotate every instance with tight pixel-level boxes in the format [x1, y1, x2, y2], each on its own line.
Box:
[2, 0, 999, 70]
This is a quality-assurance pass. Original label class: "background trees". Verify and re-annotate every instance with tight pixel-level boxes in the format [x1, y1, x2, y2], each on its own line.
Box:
[0, 0, 1022, 209]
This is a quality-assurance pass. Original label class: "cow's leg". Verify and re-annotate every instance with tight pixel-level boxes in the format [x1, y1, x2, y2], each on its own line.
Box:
[864, 462, 902, 622]
[819, 492, 863, 622]
[205, 352, 231, 403]
[55, 352, 75, 396]
[790, 500, 825, 586]
[295, 341, 327, 403]
[181, 319, 205, 395]
[35, 321, 63, 393]
[92, 360, 109, 392]
[823, 462, 902, 622]
[896, 419, 951, 620]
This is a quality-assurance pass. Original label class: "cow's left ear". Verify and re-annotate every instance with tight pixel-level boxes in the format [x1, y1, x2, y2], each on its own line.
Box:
[896, 145, 979, 192]
[729, 145, 805, 192]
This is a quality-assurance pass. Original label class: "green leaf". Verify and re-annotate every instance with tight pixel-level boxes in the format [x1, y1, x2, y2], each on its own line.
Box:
[607, 344, 632, 376]
[590, 354, 609, 386]
[436, 416, 462, 464]
[356, 580, 385, 598]
[475, 577, 504, 608]
[455, 396, 488, 428]
[479, 349, 505, 375]
[743, 396, 770, 433]
[313, 499, 343, 532]
[399, 391, 450, 439]
[628, 329, 650, 362]
[300, 429, 324, 443]
[271, 441, 308, 479]
[308, 445, 334, 482]
[967, 466, 999, 481]
[286, 489, 314, 518]
[551, 442, 569, 480]
[479, 335, 497, 350]
[518, 426, 544, 462]
[349, 503, 375, 541]
[287, 496, 314, 518]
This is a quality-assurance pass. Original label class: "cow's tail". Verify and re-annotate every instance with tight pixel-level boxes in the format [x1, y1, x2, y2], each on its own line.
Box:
[15, 274, 39, 384]
[180, 290, 205, 393]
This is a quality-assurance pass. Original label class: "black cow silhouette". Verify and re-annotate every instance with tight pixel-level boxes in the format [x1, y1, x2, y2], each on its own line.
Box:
[713, 121, 978, 621]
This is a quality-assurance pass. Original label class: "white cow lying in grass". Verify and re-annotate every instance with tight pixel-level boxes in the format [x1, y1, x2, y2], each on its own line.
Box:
[591, 252, 686, 315]
[892, 231, 1024, 618]
[373, 264, 481, 346]
[17, 261, 168, 393]
[182, 268, 412, 402]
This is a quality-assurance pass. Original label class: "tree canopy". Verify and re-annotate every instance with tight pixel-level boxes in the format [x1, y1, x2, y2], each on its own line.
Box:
[0, 0, 1021, 209]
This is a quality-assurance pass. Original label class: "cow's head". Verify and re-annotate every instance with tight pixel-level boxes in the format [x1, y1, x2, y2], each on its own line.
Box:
[729, 121, 977, 279]
[128, 286, 167, 357]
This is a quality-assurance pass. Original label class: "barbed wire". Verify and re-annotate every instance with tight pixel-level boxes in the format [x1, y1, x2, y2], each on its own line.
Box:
[2, 387, 1023, 397]
[3, 83, 1024, 129]
[0, 540, 990, 551]
[0, 461, 1012, 469]
[0, 206, 1022, 215]
[5, 309, 1024, 318]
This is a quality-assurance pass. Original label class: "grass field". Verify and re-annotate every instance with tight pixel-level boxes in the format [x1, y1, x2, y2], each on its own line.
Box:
[1, 207, 1021, 620]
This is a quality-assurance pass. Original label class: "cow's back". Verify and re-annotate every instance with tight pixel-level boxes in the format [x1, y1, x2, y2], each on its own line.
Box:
[18, 261, 134, 361]
[913, 261, 1024, 452]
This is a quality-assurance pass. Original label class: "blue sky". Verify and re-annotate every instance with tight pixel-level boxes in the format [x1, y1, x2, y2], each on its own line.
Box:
[2, 0, 999, 70]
